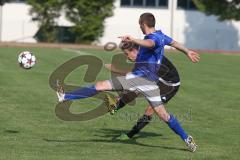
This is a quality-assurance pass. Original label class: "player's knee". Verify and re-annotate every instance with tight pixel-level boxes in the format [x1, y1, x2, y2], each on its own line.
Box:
[95, 81, 111, 91]
[145, 106, 154, 115]
[152, 105, 170, 122]
[95, 81, 105, 91]
[160, 113, 170, 122]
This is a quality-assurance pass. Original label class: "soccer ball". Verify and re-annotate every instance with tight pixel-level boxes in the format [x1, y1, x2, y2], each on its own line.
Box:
[18, 51, 36, 69]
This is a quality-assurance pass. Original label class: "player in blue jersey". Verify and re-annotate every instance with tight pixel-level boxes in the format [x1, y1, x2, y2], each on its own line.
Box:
[104, 42, 181, 141]
[56, 12, 199, 152]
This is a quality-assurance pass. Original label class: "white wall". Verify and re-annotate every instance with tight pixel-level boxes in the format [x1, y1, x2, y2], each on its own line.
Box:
[174, 10, 240, 51]
[1, 3, 38, 42]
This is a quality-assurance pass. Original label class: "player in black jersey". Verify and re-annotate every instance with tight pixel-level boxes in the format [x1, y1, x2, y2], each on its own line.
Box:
[105, 42, 181, 140]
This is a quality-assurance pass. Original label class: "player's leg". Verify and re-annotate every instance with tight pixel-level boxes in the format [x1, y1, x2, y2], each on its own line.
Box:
[116, 92, 138, 110]
[114, 77, 160, 140]
[105, 91, 138, 114]
[56, 75, 130, 102]
[152, 105, 197, 152]
[142, 80, 189, 141]
[126, 106, 154, 138]
[114, 84, 181, 139]
[137, 78, 196, 152]
[113, 76, 160, 140]
[56, 80, 113, 102]
[115, 106, 154, 140]
[153, 105, 187, 138]
[104, 76, 140, 113]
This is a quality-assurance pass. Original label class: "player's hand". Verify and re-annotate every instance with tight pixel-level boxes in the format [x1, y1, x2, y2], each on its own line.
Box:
[186, 50, 200, 63]
[118, 35, 134, 42]
[104, 64, 112, 71]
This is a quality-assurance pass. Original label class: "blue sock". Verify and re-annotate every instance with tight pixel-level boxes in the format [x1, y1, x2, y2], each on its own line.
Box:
[167, 114, 188, 141]
[64, 85, 98, 100]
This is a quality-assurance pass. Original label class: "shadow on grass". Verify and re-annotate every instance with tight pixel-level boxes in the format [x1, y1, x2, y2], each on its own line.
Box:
[4, 130, 20, 134]
[94, 128, 166, 139]
[43, 128, 187, 152]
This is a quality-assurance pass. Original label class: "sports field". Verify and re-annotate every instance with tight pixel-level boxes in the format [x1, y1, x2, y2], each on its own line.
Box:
[0, 46, 239, 160]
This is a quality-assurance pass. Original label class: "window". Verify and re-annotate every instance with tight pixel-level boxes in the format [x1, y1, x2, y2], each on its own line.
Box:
[133, 0, 143, 6]
[177, 0, 197, 10]
[159, 0, 168, 7]
[12, 0, 26, 2]
[188, 0, 197, 9]
[120, 0, 168, 8]
[146, 0, 156, 7]
[121, 0, 131, 6]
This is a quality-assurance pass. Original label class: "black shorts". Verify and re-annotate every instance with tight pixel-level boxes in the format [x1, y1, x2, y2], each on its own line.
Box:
[158, 82, 180, 103]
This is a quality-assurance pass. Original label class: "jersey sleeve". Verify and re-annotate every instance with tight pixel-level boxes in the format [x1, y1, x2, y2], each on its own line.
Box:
[144, 34, 160, 48]
[163, 34, 173, 46]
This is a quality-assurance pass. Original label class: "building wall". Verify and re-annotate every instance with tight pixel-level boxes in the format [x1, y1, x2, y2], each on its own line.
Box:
[1, 1, 240, 51]
[100, 0, 240, 51]
[1, 3, 38, 42]
[0, 3, 73, 43]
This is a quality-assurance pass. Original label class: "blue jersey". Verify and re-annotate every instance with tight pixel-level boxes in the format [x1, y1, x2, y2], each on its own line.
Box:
[132, 30, 173, 81]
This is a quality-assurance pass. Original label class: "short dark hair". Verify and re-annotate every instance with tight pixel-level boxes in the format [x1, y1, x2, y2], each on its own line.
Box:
[120, 42, 139, 51]
[139, 12, 155, 28]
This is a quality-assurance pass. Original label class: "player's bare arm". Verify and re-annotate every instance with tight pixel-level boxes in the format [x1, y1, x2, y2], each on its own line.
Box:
[104, 64, 131, 75]
[170, 40, 200, 63]
[118, 35, 155, 48]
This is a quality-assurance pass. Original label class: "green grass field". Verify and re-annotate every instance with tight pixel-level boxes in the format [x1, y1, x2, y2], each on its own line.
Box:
[0, 46, 240, 160]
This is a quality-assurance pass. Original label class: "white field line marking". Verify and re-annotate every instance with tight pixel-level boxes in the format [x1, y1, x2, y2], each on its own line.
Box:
[62, 48, 94, 55]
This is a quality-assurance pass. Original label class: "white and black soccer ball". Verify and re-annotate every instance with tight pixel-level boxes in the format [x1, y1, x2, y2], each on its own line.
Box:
[18, 51, 36, 69]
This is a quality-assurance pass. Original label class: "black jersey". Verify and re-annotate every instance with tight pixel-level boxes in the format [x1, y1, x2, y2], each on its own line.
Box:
[158, 56, 180, 84]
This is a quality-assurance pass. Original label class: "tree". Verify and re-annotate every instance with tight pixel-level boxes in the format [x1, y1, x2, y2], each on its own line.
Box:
[27, 0, 63, 42]
[0, 0, 12, 6]
[27, 0, 114, 43]
[64, 0, 114, 43]
[193, 0, 240, 21]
